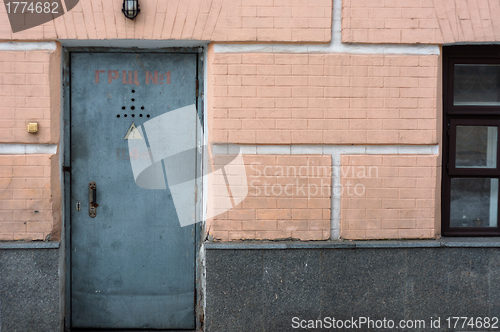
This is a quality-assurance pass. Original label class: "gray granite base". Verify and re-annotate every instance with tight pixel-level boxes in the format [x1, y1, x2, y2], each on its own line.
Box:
[205, 243, 500, 332]
[2, 240, 500, 332]
[0, 248, 60, 332]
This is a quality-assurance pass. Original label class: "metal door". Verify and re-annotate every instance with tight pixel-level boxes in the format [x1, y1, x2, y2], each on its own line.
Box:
[69, 52, 198, 329]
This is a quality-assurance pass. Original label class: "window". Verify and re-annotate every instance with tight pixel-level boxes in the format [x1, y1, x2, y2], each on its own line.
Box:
[443, 46, 500, 236]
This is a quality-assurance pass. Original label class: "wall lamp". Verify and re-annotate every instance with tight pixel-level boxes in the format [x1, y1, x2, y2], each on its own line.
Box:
[122, 0, 140, 20]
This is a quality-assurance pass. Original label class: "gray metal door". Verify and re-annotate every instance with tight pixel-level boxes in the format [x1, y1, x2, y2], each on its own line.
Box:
[70, 52, 198, 330]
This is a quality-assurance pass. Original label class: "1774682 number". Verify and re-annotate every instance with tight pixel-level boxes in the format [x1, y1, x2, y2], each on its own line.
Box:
[5, 1, 59, 14]
[446, 317, 498, 329]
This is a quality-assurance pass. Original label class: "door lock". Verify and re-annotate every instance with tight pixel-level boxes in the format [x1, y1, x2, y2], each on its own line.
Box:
[89, 181, 98, 218]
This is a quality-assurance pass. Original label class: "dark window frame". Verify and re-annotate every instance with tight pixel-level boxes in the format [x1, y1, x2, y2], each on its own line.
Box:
[442, 45, 500, 236]
[448, 119, 500, 176]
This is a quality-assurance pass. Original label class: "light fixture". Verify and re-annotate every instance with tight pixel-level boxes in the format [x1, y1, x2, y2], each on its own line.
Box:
[122, 0, 140, 20]
[27, 122, 38, 134]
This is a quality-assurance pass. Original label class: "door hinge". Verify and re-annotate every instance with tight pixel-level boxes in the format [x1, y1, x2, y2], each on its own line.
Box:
[62, 165, 71, 172]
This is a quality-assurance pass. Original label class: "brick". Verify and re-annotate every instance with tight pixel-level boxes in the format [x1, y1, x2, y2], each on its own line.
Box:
[278, 220, 308, 231]
[1, 222, 26, 233]
[228, 209, 256, 220]
[229, 231, 257, 240]
[382, 219, 416, 229]
[214, 75, 241, 86]
[241, 53, 275, 64]
[399, 229, 433, 239]
[243, 198, 277, 209]
[228, 65, 257, 75]
[275, 54, 309, 65]
[399, 209, 434, 219]
[256, 209, 291, 220]
[212, 119, 242, 130]
[257, 87, 291, 97]
[277, 198, 308, 209]
[341, 230, 366, 239]
[241, 220, 278, 231]
[241, 76, 275, 86]
[242, 119, 275, 129]
[212, 220, 242, 231]
[366, 209, 399, 219]
[26, 220, 52, 233]
[276, 119, 308, 130]
[256, 130, 291, 143]
[211, 230, 228, 241]
[365, 188, 399, 198]
[228, 86, 257, 97]
[0, 211, 13, 221]
[348, 219, 382, 230]
[292, 209, 323, 219]
[365, 229, 399, 239]
[257, 6, 293, 17]
[291, 230, 325, 240]
[12, 166, 45, 177]
[12, 62, 44, 74]
[291, 130, 323, 144]
[255, 231, 292, 240]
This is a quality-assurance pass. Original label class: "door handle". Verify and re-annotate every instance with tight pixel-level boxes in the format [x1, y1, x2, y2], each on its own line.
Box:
[89, 181, 97, 218]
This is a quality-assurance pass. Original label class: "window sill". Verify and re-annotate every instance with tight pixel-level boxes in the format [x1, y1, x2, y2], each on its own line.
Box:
[204, 238, 500, 250]
[0, 241, 60, 249]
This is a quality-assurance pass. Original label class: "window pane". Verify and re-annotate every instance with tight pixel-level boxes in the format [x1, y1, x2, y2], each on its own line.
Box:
[450, 178, 498, 227]
[454, 64, 500, 106]
[456, 126, 497, 168]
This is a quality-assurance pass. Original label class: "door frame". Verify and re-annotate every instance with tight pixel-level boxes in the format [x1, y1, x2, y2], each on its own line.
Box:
[62, 47, 205, 331]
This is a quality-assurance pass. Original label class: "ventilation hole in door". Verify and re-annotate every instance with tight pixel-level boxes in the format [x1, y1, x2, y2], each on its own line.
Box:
[124, 114, 128, 117]
[139, 114, 143, 117]
[141, 106, 145, 110]
[131, 98, 135, 102]
[122, 106, 126, 110]
[117, 115, 120, 118]
[131, 114, 135, 117]
[131, 106, 135, 110]
[132, 90, 135, 93]
[147, 114, 150, 118]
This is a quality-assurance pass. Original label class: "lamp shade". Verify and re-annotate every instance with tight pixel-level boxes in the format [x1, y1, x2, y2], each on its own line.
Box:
[122, 0, 140, 20]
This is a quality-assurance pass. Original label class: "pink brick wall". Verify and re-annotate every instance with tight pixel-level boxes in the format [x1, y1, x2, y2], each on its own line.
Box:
[340, 155, 439, 239]
[0, 48, 60, 144]
[0, 0, 332, 43]
[4, 0, 500, 44]
[210, 53, 438, 145]
[0, 47, 61, 241]
[208, 155, 332, 241]
[342, 0, 500, 44]
[0, 154, 58, 241]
